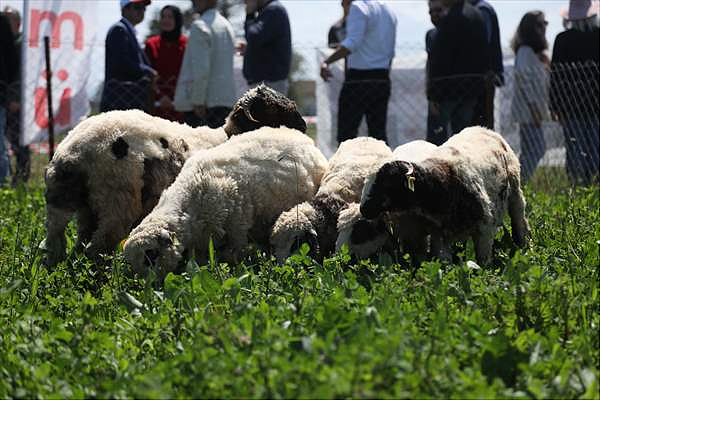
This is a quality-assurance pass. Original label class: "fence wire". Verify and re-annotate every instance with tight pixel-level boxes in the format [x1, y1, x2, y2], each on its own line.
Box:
[6, 43, 599, 189]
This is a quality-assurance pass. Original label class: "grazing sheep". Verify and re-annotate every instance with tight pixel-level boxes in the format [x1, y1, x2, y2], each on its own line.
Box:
[123, 127, 329, 277]
[336, 140, 439, 260]
[41, 110, 227, 267]
[223, 84, 307, 137]
[41, 86, 308, 267]
[270, 137, 392, 261]
[359, 127, 530, 265]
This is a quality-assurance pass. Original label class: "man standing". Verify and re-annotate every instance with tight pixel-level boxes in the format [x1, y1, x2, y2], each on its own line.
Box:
[428, 0, 490, 141]
[239, 0, 292, 95]
[175, 0, 237, 128]
[2, 6, 28, 185]
[425, 0, 447, 145]
[320, 0, 397, 145]
[471, 0, 503, 130]
[100, 0, 157, 113]
[0, 13, 18, 185]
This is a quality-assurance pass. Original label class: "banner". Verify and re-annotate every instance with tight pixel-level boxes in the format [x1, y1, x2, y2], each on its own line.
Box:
[21, 0, 99, 147]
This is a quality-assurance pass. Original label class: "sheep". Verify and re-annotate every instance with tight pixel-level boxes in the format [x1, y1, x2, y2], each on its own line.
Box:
[270, 137, 392, 261]
[223, 84, 307, 137]
[123, 127, 329, 277]
[41, 85, 308, 267]
[336, 140, 439, 260]
[41, 110, 227, 267]
[358, 127, 530, 265]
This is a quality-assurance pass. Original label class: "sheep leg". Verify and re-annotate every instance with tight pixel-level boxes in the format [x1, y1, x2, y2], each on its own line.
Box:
[472, 223, 496, 266]
[75, 207, 98, 253]
[508, 175, 530, 247]
[429, 232, 453, 262]
[41, 205, 73, 267]
[85, 208, 139, 259]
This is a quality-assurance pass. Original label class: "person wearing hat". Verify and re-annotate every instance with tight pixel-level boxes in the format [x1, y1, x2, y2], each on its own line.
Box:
[549, 0, 599, 185]
[100, 0, 157, 113]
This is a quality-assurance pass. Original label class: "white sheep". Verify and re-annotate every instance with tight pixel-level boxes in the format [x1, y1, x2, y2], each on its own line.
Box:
[336, 140, 439, 260]
[270, 137, 392, 261]
[358, 127, 530, 265]
[123, 127, 329, 277]
[41, 110, 227, 267]
[41, 86, 309, 267]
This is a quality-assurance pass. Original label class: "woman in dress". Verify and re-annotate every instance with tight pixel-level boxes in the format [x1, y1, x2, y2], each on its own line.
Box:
[145, 5, 187, 122]
[511, 10, 550, 183]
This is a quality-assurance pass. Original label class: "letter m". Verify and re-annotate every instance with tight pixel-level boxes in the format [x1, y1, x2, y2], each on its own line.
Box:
[29, 9, 84, 50]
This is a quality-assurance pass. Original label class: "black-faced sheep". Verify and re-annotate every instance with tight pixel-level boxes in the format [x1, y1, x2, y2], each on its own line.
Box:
[359, 127, 530, 265]
[223, 84, 307, 137]
[123, 127, 329, 277]
[336, 140, 439, 260]
[270, 137, 392, 261]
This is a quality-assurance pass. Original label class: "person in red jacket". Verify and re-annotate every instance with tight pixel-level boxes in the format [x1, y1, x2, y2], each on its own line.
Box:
[144, 5, 187, 122]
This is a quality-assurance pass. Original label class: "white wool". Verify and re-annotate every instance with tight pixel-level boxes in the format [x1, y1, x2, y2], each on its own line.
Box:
[124, 127, 329, 276]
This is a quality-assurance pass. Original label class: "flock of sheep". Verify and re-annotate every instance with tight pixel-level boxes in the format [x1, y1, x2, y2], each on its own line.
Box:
[40, 85, 530, 277]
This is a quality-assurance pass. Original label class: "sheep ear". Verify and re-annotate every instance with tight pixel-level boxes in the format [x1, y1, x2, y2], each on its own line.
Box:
[111, 137, 129, 159]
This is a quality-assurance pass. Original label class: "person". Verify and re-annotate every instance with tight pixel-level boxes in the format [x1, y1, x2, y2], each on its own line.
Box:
[100, 0, 157, 113]
[174, 0, 237, 128]
[320, 0, 397, 145]
[428, 0, 490, 142]
[549, 0, 600, 185]
[2, 6, 28, 185]
[239, 0, 292, 95]
[511, 10, 550, 183]
[470, 0, 503, 130]
[144, 5, 187, 122]
[425, 0, 447, 145]
[0, 13, 18, 185]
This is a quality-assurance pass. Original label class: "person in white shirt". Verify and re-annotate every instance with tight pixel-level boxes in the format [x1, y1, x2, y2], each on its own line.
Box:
[510, 10, 550, 182]
[320, 0, 397, 145]
[174, 0, 237, 128]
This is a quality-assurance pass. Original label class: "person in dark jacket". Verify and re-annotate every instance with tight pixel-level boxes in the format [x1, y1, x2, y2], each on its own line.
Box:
[471, 0, 503, 130]
[428, 0, 490, 142]
[549, 0, 600, 185]
[425, 0, 447, 145]
[100, 0, 157, 113]
[2, 6, 28, 185]
[241, 0, 292, 95]
[0, 13, 18, 185]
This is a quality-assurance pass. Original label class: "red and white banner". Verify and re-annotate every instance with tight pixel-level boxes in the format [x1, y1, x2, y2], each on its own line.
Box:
[21, 0, 99, 147]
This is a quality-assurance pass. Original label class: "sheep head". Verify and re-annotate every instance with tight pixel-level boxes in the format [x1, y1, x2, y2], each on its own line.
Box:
[336, 203, 390, 260]
[123, 219, 185, 277]
[223, 84, 307, 137]
[270, 202, 320, 262]
[360, 161, 420, 219]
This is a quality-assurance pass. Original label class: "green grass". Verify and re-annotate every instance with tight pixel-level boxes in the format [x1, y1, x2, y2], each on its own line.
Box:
[0, 173, 599, 399]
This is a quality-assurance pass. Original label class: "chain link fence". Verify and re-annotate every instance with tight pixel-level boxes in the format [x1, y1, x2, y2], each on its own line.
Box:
[6, 42, 599, 190]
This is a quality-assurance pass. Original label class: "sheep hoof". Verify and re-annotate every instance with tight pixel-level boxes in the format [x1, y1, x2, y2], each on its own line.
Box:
[465, 260, 481, 270]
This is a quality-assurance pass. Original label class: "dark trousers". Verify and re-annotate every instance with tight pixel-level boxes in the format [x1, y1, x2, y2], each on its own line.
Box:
[564, 117, 600, 185]
[5, 109, 30, 184]
[337, 68, 391, 144]
[519, 123, 546, 183]
[183, 107, 231, 129]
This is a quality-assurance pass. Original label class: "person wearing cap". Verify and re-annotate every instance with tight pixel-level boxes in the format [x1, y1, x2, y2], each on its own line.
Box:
[100, 0, 157, 113]
[549, 0, 600, 185]
[173, 0, 237, 128]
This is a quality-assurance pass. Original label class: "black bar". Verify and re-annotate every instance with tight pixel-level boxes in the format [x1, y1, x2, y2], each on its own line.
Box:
[43, 36, 55, 160]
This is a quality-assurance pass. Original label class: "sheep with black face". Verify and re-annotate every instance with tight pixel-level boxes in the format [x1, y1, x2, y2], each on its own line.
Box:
[123, 127, 329, 277]
[270, 137, 392, 261]
[223, 84, 307, 137]
[358, 127, 530, 265]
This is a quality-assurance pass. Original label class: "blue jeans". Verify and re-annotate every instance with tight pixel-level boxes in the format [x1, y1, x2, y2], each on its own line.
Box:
[519, 123, 546, 182]
[563, 117, 600, 185]
[0, 106, 9, 183]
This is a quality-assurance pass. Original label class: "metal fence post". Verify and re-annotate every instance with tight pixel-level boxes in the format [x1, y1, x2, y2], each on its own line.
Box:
[43, 36, 55, 160]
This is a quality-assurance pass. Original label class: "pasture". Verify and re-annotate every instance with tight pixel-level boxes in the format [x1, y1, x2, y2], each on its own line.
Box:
[0, 166, 599, 399]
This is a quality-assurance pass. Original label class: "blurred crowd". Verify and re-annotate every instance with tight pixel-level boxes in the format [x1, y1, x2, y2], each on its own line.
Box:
[0, 0, 599, 186]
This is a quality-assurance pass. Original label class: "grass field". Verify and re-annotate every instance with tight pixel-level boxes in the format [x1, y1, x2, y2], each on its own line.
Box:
[0, 165, 599, 399]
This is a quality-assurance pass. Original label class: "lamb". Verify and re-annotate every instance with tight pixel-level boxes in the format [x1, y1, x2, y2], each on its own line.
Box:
[270, 137, 392, 261]
[123, 127, 329, 277]
[358, 127, 530, 265]
[336, 140, 439, 260]
[41, 85, 308, 267]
